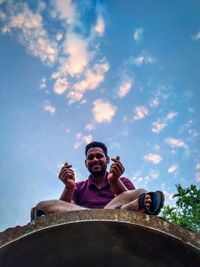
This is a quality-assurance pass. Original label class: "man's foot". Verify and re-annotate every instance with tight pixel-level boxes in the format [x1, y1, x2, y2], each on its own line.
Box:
[120, 191, 164, 215]
[30, 200, 88, 221]
[30, 207, 46, 221]
[138, 191, 165, 215]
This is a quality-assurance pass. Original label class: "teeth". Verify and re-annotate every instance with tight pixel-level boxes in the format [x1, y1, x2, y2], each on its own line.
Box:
[93, 165, 100, 168]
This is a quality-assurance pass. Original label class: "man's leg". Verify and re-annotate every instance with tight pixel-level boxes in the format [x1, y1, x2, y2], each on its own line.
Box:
[31, 200, 87, 220]
[104, 189, 148, 211]
[36, 200, 87, 213]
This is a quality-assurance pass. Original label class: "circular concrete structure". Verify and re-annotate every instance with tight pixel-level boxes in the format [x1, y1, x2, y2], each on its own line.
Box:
[0, 210, 200, 267]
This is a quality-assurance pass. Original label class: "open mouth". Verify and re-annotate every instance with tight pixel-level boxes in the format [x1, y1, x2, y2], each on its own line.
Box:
[92, 165, 101, 170]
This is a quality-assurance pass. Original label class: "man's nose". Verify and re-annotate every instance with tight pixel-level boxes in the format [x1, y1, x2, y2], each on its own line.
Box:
[92, 157, 98, 162]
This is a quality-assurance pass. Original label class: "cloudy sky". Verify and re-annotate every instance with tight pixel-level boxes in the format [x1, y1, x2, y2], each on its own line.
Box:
[0, 0, 200, 231]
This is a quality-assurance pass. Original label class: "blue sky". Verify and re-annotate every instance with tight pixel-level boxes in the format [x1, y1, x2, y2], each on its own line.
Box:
[0, 0, 200, 231]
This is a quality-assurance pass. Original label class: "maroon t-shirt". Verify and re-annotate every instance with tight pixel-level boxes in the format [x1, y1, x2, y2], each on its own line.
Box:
[72, 174, 135, 208]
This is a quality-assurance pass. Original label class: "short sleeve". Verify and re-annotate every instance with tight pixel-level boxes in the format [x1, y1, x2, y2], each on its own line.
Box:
[120, 177, 135, 190]
[72, 181, 84, 204]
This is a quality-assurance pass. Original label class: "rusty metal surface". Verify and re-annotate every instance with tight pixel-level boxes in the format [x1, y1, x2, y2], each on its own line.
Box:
[0, 210, 200, 267]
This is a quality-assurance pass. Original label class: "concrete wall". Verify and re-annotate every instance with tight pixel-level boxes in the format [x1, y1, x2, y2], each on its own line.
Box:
[0, 210, 200, 267]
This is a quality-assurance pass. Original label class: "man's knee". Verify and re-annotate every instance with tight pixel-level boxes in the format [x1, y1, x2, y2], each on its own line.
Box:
[133, 188, 147, 196]
[36, 199, 61, 209]
[117, 188, 147, 202]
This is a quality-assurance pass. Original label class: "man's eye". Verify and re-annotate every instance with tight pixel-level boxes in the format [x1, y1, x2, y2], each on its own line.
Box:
[87, 156, 94, 160]
[87, 154, 103, 160]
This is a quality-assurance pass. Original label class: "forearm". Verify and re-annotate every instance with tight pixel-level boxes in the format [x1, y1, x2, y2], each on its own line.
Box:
[109, 178, 128, 195]
[60, 187, 75, 202]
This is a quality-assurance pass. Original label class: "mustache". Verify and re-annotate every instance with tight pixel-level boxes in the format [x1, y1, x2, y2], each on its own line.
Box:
[88, 165, 107, 176]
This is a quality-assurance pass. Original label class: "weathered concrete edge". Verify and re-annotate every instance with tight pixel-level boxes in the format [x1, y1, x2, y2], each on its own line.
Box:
[0, 209, 200, 250]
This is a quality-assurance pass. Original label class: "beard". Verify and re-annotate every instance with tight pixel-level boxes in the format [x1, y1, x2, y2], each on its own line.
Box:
[89, 164, 107, 177]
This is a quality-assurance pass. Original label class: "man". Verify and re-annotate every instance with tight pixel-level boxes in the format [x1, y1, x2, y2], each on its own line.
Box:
[31, 141, 164, 220]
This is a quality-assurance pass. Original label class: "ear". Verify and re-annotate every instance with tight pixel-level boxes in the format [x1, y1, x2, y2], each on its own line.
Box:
[106, 156, 110, 164]
[85, 159, 88, 168]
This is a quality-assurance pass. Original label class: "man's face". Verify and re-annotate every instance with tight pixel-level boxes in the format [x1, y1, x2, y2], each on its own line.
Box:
[85, 147, 109, 176]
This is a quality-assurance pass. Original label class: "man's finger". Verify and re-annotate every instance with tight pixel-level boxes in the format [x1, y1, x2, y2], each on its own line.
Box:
[64, 163, 72, 168]
[59, 168, 70, 178]
[62, 170, 75, 178]
[59, 169, 75, 180]
[111, 156, 120, 162]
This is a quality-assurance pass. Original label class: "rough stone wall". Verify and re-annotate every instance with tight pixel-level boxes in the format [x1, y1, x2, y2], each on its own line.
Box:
[0, 210, 200, 267]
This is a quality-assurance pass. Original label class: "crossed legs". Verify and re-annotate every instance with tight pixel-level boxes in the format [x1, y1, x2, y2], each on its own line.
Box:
[31, 189, 149, 220]
[34, 199, 87, 214]
[104, 189, 148, 210]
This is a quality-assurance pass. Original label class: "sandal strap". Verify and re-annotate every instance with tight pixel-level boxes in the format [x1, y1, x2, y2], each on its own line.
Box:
[138, 191, 165, 215]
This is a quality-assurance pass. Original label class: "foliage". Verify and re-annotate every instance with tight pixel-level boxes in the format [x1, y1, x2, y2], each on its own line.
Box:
[162, 184, 200, 233]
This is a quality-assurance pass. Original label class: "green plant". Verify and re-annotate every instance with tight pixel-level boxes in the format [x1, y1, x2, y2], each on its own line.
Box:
[162, 184, 200, 233]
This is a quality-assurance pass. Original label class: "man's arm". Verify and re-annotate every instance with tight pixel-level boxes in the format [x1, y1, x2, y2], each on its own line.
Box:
[59, 163, 76, 202]
[107, 156, 128, 195]
[60, 187, 75, 202]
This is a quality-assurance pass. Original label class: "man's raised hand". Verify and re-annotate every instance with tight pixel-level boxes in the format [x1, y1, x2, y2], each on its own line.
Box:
[58, 163, 75, 190]
[107, 156, 125, 183]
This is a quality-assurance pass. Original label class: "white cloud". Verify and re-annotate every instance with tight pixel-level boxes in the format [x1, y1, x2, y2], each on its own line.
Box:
[2, 1, 109, 104]
[153, 84, 173, 102]
[118, 78, 133, 98]
[80, 99, 87, 104]
[94, 15, 105, 36]
[85, 123, 95, 131]
[109, 142, 120, 150]
[40, 77, 47, 89]
[51, 0, 76, 25]
[195, 163, 200, 182]
[132, 169, 159, 186]
[2, 3, 58, 65]
[152, 112, 177, 133]
[191, 31, 200, 41]
[51, 72, 60, 79]
[195, 172, 200, 182]
[196, 163, 200, 170]
[182, 90, 193, 99]
[133, 28, 143, 43]
[179, 120, 193, 134]
[166, 112, 177, 120]
[67, 60, 109, 104]
[74, 61, 109, 92]
[62, 32, 90, 76]
[144, 153, 162, 164]
[133, 106, 148, 120]
[131, 54, 155, 66]
[50, 2, 109, 104]
[132, 175, 143, 184]
[0, 9, 6, 20]
[168, 164, 178, 173]
[53, 77, 69, 94]
[43, 102, 56, 114]
[92, 99, 117, 123]
[152, 120, 167, 134]
[162, 190, 175, 201]
[149, 169, 159, 179]
[56, 33, 63, 41]
[74, 133, 93, 149]
[188, 108, 195, 113]
[67, 91, 83, 103]
[188, 129, 199, 138]
[150, 98, 159, 108]
[165, 137, 187, 148]
[39, 78, 48, 94]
